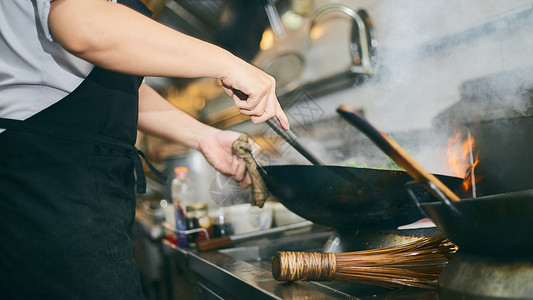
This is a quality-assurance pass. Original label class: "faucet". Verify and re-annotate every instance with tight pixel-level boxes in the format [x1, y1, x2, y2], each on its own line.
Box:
[304, 4, 377, 74]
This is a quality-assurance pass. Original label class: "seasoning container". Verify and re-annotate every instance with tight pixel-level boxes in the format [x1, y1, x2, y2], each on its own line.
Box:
[211, 208, 233, 238]
[185, 203, 212, 243]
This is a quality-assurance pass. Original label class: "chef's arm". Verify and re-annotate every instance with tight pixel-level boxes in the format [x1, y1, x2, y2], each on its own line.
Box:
[48, 0, 289, 129]
[137, 83, 254, 187]
[138, 83, 218, 150]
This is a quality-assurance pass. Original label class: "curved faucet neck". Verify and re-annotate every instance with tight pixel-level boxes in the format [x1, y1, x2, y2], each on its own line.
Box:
[307, 4, 374, 74]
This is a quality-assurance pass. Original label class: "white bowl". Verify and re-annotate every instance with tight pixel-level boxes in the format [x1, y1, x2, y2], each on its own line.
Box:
[223, 203, 273, 235]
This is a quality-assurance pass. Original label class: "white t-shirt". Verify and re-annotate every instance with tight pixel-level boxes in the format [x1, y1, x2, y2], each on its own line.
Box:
[0, 1, 114, 121]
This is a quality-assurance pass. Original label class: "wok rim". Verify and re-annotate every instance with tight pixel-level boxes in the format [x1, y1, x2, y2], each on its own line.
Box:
[419, 188, 533, 207]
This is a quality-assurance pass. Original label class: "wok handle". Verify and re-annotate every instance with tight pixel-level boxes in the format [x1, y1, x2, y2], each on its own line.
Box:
[336, 105, 460, 202]
[265, 118, 324, 166]
[233, 89, 324, 166]
[405, 181, 461, 216]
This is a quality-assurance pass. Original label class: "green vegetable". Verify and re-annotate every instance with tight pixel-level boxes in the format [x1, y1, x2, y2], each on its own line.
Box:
[346, 135, 404, 171]
[346, 161, 368, 168]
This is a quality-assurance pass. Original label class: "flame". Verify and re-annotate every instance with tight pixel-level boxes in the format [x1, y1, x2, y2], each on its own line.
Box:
[461, 153, 483, 193]
[446, 131, 483, 195]
[446, 132, 469, 178]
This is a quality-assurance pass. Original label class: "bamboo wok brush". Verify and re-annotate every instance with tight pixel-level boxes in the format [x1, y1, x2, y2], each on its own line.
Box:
[272, 234, 457, 289]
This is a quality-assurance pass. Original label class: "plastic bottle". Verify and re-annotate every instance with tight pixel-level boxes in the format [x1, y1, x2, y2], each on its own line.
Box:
[171, 166, 195, 247]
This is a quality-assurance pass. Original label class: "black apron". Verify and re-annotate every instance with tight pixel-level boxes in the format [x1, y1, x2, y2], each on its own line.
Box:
[0, 2, 157, 299]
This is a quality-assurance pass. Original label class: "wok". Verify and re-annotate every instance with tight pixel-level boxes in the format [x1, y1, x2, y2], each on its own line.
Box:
[332, 104, 533, 257]
[410, 187, 533, 258]
[261, 165, 462, 230]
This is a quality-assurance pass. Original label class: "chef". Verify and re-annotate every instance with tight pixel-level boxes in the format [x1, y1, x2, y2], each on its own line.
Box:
[0, 0, 289, 298]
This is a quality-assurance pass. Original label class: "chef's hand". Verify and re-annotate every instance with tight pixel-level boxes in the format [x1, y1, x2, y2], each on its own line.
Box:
[219, 59, 290, 130]
[198, 130, 260, 188]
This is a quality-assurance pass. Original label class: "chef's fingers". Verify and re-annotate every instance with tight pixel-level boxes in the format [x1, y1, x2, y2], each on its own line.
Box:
[232, 156, 247, 183]
[231, 90, 269, 119]
[225, 85, 290, 130]
[250, 101, 289, 130]
[239, 172, 252, 189]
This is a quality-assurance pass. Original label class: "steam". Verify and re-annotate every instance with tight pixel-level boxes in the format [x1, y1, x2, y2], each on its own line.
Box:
[262, 1, 533, 176]
[370, 0, 532, 123]
[354, 0, 533, 175]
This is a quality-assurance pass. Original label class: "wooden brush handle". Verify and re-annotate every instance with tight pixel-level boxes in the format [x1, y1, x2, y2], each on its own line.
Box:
[272, 251, 337, 281]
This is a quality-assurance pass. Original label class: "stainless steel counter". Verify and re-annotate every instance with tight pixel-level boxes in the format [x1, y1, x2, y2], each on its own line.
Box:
[161, 225, 439, 300]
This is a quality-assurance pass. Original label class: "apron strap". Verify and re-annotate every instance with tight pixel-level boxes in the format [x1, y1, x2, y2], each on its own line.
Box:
[0, 118, 166, 194]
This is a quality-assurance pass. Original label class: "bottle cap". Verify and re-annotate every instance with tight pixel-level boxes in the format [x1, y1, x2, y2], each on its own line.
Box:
[174, 166, 188, 175]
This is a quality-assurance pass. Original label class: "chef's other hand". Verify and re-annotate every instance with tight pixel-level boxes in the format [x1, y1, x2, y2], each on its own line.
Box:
[199, 130, 259, 188]
[219, 59, 290, 130]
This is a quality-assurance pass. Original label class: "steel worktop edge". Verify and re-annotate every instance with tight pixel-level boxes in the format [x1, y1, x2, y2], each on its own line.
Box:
[161, 239, 354, 300]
